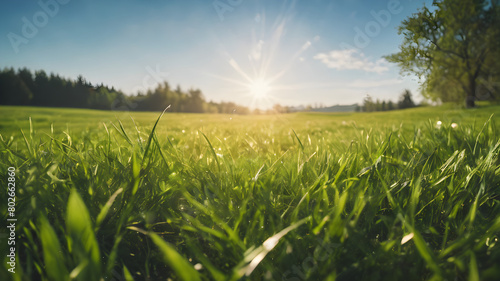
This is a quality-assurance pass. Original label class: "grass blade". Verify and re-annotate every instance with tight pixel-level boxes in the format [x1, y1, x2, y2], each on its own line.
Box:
[149, 233, 201, 281]
[66, 189, 101, 281]
[233, 216, 311, 279]
[291, 129, 304, 150]
[96, 188, 123, 230]
[39, 216, 69, 281]
[200, 131, 221, 172]
[142, 105, 170, 166]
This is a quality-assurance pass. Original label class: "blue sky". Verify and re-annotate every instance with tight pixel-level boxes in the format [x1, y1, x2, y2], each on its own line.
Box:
[0, 0, 432, 109]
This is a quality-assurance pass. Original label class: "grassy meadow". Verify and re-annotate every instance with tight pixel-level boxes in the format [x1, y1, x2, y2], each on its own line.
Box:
[1, 104, 500, 281]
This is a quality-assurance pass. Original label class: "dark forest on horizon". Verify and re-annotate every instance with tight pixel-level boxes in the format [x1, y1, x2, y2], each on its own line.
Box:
[0, 67, 255, 114]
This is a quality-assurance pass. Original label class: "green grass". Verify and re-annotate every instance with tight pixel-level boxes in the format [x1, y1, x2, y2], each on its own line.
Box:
[0, 105, 499, 281]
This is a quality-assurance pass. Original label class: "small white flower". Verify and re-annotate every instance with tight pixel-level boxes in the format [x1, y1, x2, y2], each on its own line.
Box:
[451, 123, 458, 129]
[436, 121, 442, 129]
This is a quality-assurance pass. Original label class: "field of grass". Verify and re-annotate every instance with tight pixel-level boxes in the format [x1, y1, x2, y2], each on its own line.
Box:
[1, 104, 500, 281]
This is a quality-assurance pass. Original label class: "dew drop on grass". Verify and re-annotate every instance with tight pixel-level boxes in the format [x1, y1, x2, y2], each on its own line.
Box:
[401, 233, 414, 245]
[194, 263, 203, 271]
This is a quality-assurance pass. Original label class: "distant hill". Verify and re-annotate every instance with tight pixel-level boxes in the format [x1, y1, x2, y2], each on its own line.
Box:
[309, 104, 358, 112]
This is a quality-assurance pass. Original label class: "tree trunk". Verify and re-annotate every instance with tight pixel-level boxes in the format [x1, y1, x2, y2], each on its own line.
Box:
[466, 95, 475, 108]
[466, 77, 476, 108]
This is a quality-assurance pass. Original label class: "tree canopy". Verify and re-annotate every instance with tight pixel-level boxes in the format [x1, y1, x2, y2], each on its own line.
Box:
[385, 0, 500, 107]
[357, 90, 416, 112]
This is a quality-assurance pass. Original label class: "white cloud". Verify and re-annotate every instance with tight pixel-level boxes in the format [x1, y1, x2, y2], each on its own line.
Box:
[301, 41, 312, 51]
[313, 49, 389, 74]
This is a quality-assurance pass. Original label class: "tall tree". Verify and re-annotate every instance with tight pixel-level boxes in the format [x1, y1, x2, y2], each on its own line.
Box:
[17, 68, 35, 93]
[398, 89, 416, 109]
[186, 89, 205, 113]
[0, 68, 33, 105]
[362, 95, 375, 112]
[385, 0, 500, 108]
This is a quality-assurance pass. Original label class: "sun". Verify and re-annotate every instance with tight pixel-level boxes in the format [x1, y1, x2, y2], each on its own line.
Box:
[249, 78, 271, 99]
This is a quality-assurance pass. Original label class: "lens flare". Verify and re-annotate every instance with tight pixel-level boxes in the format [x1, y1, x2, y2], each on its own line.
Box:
[249, 79, 270, 99]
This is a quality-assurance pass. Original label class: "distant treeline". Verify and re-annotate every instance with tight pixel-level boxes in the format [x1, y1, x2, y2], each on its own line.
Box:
[0, 67, 417, 114]
[0, 67, 252, 114]
[356, 89, 417, 112]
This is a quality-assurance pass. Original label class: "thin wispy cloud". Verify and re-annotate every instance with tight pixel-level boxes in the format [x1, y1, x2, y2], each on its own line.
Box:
[314, 49, 389, 74]
[301, 41, 312, 51]
[347, 78, 403, 88]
